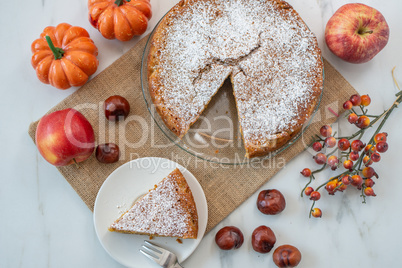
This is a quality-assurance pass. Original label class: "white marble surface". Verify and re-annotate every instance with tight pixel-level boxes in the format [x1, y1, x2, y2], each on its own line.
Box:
[1, 0, 402, 267]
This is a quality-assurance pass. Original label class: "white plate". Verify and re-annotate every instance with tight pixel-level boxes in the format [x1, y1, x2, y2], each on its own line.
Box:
[94, 157, 208, 268]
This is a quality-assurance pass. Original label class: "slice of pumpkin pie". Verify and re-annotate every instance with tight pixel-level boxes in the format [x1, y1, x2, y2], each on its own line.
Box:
[108, 168, 198, 239]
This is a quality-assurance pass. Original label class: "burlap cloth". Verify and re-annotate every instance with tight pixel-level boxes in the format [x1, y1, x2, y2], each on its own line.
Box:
[28, 35, 357, 233]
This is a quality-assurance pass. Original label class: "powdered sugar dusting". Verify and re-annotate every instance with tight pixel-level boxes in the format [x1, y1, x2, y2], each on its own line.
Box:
[110, 170, 194, 237]
[150, 0, 323, 141]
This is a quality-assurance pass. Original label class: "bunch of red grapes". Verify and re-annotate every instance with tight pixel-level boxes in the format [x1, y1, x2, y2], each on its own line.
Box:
[300, 94, 391, 218]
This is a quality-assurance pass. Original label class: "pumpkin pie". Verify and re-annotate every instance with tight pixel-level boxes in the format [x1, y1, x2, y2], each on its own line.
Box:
[108, 168, 198, 239]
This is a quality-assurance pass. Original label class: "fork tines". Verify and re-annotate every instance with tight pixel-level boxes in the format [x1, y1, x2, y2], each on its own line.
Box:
[144, 240, 164, 253]
[140, 240, 164, 264]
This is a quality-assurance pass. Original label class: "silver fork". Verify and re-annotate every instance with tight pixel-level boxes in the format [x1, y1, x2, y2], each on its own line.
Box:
[140, 240, 184, 268]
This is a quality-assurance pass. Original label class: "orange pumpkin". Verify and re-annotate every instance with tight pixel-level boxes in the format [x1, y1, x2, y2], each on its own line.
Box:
[31, 23, 99, 90]
[88, 0, 152, 41]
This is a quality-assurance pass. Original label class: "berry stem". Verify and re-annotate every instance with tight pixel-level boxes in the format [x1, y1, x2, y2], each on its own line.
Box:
[315, 135, 324, 141]
[337, 109, 386, 140]
[325, 148, 338, 157]
[309, 201, 316, 218]
[356, 129, 365, 141]
[392, 67, 401, 91]
[315, 171, 348, 191]
[361, 188, 367, 204]
[359, 106, 366, 115]
[301, 175, 315, 197]
[312, 164, 327, 175]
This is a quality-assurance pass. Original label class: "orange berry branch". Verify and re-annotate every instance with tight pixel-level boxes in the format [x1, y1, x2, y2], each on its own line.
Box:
[300, 68, 401, 218]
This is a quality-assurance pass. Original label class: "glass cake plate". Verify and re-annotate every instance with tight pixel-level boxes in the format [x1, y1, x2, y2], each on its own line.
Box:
[141, 15, 324, 165]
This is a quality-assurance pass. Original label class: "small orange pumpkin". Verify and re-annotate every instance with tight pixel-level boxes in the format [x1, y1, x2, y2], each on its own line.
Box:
[31, 23, 99, 90]
[88, 0, 152, 41]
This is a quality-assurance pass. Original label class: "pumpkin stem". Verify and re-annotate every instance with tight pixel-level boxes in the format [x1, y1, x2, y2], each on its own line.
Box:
[45, 35, 64, 60]
[114, 0, 130, 6]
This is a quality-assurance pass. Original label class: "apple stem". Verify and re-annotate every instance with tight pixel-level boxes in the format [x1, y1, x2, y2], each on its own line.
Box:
[358, 29, 373, 35]
[73, 158, 80, 168]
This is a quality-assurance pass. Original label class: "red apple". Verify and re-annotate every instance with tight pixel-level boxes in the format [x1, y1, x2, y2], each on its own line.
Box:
[325, 3, 389, 63]
[36, 108, 95, 166]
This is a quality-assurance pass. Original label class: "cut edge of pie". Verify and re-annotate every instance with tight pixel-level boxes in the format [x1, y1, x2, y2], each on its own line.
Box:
[108, 168, 199, 239]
